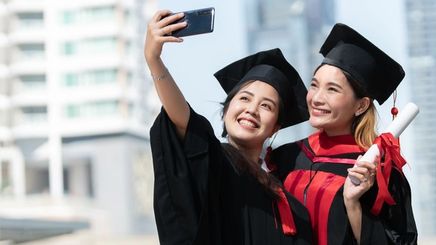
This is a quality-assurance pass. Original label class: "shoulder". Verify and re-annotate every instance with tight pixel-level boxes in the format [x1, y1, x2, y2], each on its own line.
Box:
[268, 139, 307, 180]
[151, 105, 215, 136]
[271, 139, 306, 164]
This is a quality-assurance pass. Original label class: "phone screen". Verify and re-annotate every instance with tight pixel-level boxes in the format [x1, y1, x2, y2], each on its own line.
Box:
[171, 7, 215, 37]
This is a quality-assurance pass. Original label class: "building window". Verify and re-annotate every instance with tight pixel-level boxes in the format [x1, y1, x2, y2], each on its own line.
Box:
[64, 73, 79, 87]
[92, 101, 118, 115]
[124, 9, 133, 25]
[65, 104, 80, 118]
[61, 6, 116, 25]
[19, 75, 46, 89]
[17, 12, 44, 29]
[62, 37, 116, 56]
[82, 6, 116, 22]
[20, 106, 47, 123]
[62, 10, 75, 24]
[19, 74, 47, 90]
[79, 37, 117, 54]
[62, 69, 117, 87]
[64, 100, 118, 118]
[63, 42, 77, 55]
[18, 43, 45, 59]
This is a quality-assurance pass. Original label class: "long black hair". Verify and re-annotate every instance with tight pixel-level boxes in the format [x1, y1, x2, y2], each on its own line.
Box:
[220, 80, 284, 198]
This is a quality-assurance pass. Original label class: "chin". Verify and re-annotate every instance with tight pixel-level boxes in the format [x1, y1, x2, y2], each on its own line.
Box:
[309, 119, 324, 129]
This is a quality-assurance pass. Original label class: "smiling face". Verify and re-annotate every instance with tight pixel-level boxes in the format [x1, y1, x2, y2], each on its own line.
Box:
[223, 80, 281, 149]
[307, 64, 369, 136]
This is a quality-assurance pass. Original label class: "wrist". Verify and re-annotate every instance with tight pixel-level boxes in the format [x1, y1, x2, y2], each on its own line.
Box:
[145, 53, 160, 64]
[150, 67, 169, 81]
[344, 197, 361, 210]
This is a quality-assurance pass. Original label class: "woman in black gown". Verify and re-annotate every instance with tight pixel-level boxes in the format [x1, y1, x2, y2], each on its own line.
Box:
[145, 10, 312, 245]
[271, 23, 418, 244]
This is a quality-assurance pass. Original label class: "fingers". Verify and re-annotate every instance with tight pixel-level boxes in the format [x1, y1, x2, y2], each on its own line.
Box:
[354, 159, 376, 178]
[347, 165, 376, 184]
[355, 160, 376, 171]
[157, 12, 185, 28]
[347, 169, 367, 183]
[152, 9, 172, 22]
[159, 21, 187, 36]
[148, 10, 186, 41]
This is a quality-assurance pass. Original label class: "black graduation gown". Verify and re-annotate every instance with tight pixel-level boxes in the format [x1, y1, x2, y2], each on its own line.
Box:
[150, 107, 312, 245]
[271, 131, 418, 245]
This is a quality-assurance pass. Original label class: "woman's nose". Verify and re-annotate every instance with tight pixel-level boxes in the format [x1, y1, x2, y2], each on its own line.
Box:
[245, 102, 258, 115]
[311, 89, 324, 104]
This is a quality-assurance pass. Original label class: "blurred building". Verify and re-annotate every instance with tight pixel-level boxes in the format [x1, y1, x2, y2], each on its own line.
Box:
[0, 0, 156, 243]
[245, 0, 335, 143]
[405, 0, 436, 236]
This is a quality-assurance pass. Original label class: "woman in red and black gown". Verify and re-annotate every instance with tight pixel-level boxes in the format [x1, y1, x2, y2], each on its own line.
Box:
[271, 23, 417, 245]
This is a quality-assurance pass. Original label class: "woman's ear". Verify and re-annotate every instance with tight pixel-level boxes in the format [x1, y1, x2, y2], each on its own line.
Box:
[355, 97, 371, 116]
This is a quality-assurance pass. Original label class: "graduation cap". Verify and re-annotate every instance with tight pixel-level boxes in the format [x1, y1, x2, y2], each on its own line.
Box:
[214, 48, 309, 128]
[319, 23, 405, 105]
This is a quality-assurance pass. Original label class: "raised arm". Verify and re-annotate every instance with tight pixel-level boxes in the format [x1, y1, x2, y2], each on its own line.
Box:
[144, 10, 190, 138]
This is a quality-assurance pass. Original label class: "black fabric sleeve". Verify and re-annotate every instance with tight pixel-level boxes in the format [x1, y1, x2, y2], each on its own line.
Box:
[360, 168, 418, 245]
[150, 106, 218, 245]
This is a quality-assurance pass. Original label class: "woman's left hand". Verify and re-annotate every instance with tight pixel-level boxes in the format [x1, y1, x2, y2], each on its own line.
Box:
[343, 157, 376, 204]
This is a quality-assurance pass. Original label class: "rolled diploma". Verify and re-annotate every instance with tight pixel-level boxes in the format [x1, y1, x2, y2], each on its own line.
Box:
[350, 102, 420, 185]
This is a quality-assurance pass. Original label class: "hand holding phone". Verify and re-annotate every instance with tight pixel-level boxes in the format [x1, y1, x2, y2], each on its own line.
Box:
[169, 7, 215, 37]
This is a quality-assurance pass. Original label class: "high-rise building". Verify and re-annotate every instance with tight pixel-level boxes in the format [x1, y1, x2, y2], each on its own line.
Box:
[405, 0, 436, 237]
[246, 0, 335, 144]
[0, 0, 156, 242]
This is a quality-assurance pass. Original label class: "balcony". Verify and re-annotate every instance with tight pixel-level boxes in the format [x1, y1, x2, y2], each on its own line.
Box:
[7, 0, 44, 13]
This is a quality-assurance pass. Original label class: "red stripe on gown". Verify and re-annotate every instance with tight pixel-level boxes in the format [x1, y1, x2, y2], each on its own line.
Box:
[285, 170, 345, 245]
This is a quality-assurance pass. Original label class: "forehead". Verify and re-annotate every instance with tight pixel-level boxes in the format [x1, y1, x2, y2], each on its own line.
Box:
[238, 80, 279, 100]
[313, 65, 349, 86]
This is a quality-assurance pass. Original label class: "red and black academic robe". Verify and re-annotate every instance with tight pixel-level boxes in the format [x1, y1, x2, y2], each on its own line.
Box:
[271, 130, 417, 245]
[150, 107, 313, 245]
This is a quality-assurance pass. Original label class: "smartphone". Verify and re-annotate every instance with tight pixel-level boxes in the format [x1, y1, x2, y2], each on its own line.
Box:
[170, 7, 215, 37]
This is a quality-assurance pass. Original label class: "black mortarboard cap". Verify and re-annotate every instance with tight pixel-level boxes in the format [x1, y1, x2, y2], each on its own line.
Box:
[214, 48, 309, 128]
[320, 23, 405, 105]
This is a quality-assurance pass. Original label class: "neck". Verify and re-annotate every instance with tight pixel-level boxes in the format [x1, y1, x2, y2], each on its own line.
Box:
[242, 147, 262, 164]
[322, 127, 352, 137]
[228, 140, 262, 164]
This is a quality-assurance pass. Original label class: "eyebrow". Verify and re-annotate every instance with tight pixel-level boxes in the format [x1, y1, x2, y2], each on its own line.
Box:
[311, 77, 343, 90]
[239, 90, 278, 106]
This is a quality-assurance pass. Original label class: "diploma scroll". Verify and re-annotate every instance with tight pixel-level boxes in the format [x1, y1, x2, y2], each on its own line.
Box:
[350, 103, 420, 185]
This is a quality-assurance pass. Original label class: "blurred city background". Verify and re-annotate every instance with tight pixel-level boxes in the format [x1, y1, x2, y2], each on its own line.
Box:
[0, 0, 435, 244]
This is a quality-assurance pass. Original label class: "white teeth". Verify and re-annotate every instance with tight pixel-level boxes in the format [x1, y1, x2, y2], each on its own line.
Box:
[313, 108, 329, 114]
[239, 119, 257, 128]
